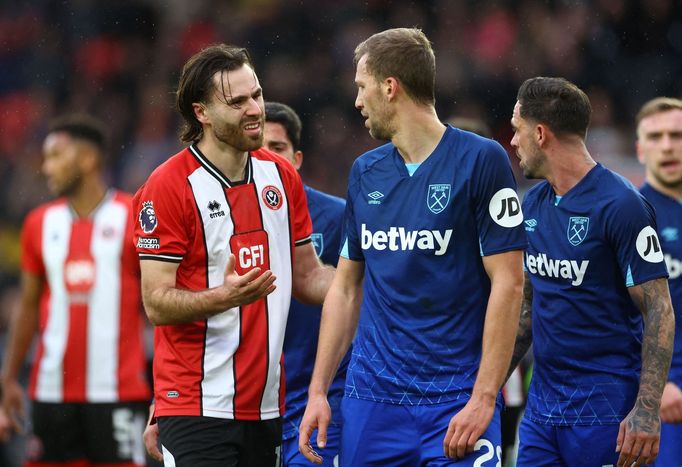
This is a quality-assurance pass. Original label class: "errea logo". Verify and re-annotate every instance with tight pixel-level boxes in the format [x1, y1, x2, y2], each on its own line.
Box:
[368, 191, 384, 205]
[207, 200, 225, 219]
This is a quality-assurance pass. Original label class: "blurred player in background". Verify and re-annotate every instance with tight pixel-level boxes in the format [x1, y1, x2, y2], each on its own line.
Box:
[447, 114, 526, 466]
[1, 114, 150, 466]
[300, 28, 526, 466]
[135, 44, 334, 466]
[636, 97, 682, 466]
[508, 77, 674, 467]
[264, 101, 348, 466]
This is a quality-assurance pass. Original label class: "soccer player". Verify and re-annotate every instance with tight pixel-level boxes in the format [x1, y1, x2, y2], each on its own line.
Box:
[507, 77, 674, 467]
[264, 101, 348, 466]
[1, 114, 150, 466]
[447, 114, 527, 464]
[134, 45, 334, 466]
[299, 28, 526, 466]
[636, 97, 682, 466]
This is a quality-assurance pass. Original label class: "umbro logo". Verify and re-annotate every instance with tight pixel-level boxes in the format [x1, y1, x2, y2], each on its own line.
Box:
[368, 191, 384, 205]
[525, 219, 537, 232]
[207, 200, 226, 219]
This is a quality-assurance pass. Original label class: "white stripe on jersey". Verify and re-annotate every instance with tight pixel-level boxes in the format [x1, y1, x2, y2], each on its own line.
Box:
[86, 201, 126, 401]
[188, 169, 240, 418]
[36, 204, 71, 402]
[251, 158, 292, 418]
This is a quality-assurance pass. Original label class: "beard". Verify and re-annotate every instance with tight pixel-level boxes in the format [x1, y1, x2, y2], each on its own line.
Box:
[367, 98, 396, 141]
[213, 115, 264, 151]
[519, 144, 546, 180]
[48, 172, 82, 197]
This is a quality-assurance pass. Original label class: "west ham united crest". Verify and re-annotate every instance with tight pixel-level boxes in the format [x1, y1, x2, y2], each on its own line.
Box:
[139, 200, 158, 234]
[311, 233, 324, 256]
[567, 216, 589, 246]
[427, 184, 451, 214]
[262, 185, 283, 210]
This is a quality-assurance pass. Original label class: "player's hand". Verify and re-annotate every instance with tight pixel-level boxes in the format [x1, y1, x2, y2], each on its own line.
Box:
[0, 405, 12, 442]
[660, 382, 682, 423]
[143, 404, 163, 462]
[218, 254, 277, 308]
[616, 401, 660, 467]
[443, 394, 495, 459]
[1, 378, 25, 434]
[298, 394, 330, 464]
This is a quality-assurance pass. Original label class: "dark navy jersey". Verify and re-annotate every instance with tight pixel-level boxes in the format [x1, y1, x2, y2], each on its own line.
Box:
[640, 183, 682, 384]
[341, 125, 526, 405]
[523, 164, 668, 425]
[282, 185, 348, 440]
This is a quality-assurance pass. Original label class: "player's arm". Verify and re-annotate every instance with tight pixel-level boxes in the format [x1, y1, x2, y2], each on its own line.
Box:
[444, 249, 524, 460]
[299, 257, 363, 464]
[292, 241, 335, 305]
[616, 277, 674, 467]
[660, 381, 682, 423]
[0, 270, 43, 433]
[140, 255, 276, 325]
[505, 271, 533, 381]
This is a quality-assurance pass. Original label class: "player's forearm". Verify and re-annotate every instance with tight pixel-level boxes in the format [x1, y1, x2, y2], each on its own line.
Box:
[505, 274, 533, 382]
[143, 286, 228, 325]
[293, 264, 335, 305]
[308, 285, 361, 397]
[633, 279, 675, 412]
[1, 303, 38, 382]
[472, 273, 523, 402]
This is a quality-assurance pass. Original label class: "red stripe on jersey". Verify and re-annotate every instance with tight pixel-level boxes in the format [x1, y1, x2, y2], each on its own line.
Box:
[62, 219, 95, 401]
[116, 193, 149, 400]
[226, 184, 270, 419]
[23, 204, 50, 400]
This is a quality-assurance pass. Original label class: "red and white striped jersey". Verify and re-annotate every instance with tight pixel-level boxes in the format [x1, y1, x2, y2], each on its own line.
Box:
[21, 190, 151, 403]
[133, 145, 312, 421]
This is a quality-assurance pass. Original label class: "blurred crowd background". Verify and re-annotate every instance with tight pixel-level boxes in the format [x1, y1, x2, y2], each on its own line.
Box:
[0, 0, 681, 463]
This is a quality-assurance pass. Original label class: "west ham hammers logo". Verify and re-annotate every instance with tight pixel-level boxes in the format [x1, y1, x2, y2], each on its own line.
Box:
[427, 184, 451, 214]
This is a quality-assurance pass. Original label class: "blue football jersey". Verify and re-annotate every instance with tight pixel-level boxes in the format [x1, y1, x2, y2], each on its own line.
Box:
[282, 185, 348, 440]
[342, 125, 526, 405]
[640, 183, 682, 384]
[523, 164, 669, 425]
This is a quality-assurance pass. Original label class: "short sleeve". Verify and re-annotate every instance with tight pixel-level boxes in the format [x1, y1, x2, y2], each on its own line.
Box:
[287, 168, 313, 246]
[340, 160, 364, 261]
[133, 176, 190, 263]
[21, 208, 45, 276]
[604, 192, 669, 286]
[470, 141, 527, 256]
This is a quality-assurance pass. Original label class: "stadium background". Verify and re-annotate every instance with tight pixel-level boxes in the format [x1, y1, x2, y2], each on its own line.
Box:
[0, 0, 681, 465]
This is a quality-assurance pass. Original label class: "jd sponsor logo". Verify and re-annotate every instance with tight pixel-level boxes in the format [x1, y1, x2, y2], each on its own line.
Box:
[360, 223, 452, 256]
[636, 226, 664, 263]
[488, 188, 523, 228]
[525, 252, 589, 286]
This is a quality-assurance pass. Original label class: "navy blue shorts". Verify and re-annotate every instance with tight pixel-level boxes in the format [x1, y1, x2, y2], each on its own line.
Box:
[517, 416, 621, 467]
[340, 396, 502, 466]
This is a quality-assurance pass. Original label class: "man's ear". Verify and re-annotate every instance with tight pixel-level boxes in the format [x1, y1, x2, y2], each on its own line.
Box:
[536, 123, 552, 148]
[385, 77, 399, 101]
[292, 150, 303, 170]
[193, 102, 210, 125]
